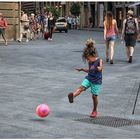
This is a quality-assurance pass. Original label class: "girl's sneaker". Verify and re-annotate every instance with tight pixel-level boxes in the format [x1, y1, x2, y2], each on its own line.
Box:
[26, 39, 29, 42]
[68, 93, 74, 103]
[90, 111, 97, 118]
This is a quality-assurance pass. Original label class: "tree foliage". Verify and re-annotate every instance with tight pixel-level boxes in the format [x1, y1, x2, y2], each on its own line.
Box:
[70, 3, 81, 17]
[47, 6, 60, 19]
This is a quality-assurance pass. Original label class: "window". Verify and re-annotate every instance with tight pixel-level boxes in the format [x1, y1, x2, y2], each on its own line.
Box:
[57, 19, 66, 22]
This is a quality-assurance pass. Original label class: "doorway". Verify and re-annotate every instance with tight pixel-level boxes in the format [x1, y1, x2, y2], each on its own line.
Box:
[90, 4, 95, 27]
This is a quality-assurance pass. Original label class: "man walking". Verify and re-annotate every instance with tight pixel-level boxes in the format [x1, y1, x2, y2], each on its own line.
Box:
[121, 10, 139, 63]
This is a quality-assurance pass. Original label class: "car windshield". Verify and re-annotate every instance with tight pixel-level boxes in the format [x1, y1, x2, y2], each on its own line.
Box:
[57, 19, 66, 22]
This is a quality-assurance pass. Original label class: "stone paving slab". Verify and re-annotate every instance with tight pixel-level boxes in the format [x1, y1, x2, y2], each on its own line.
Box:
[0, 30, 140, 138]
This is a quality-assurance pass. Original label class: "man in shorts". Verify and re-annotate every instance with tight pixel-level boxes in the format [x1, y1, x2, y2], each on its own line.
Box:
[121, 10, 139, 63]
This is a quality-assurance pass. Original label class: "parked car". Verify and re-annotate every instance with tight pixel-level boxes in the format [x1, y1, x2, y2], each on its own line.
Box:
[55, 17, 68, 33]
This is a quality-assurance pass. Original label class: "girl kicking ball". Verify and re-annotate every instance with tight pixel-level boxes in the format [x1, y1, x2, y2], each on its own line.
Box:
[68, 38, 103, 118]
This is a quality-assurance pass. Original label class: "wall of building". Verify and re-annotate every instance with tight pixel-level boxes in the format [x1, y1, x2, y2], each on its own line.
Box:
[0, 2, 20, 41]
[21, 2, 37, 14]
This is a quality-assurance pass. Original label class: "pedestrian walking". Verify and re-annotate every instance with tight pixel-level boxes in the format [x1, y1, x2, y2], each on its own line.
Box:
[43, 13, 48, 32]
[68, 38, 103, 118]
[43, 13, 49, 40]
[76, 16, 80, 29]
[104, 11, 118, 64]
[89, 16, 93, 29]
[71, 17, 76, 29]
[121, 10, 139, 63]
[29, 13, 38, 40]
[0, 13, 8, 46]
[18, 11, 30, 42]
[37, 12, 44, 38]
[48, 12, 55, 40]
[67, 15, 72, 30]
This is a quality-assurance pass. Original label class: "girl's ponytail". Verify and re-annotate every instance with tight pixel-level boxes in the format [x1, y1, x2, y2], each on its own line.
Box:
[82, 38, 98, 62]
[86, 38, 95, 48]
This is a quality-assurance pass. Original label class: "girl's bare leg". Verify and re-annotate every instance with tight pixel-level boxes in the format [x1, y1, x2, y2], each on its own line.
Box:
[73, 85, 86, 97]
[92, 95, 98, 112]
[2, 34, 7, 46]
[106, 42, 109, 61]
[68, 86, 86, 103]
[109, 41, 115, 61]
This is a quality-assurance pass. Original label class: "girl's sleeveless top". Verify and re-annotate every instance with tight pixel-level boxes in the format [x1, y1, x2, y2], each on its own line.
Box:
[85, 58, 102, 84]
[106, 21, 116, 38]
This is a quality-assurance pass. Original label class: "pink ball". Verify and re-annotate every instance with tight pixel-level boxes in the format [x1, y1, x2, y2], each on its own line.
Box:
[36, 104, 50, 118]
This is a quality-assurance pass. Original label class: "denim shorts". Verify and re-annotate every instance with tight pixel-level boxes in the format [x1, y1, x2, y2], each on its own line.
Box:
[82, 79, 101, 96]
[106, 35, 116, 42]
[0, 28, 5, 35]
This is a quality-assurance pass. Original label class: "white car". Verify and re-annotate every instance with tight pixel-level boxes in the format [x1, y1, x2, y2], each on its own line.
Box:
[55, 17, 68, 33]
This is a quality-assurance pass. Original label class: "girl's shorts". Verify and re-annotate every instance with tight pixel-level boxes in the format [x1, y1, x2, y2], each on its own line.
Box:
[82, 79, 101, 96]
[106, 35, 116, 42]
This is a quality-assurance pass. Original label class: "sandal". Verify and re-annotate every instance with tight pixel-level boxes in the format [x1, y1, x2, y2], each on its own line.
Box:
[68, 93, 74, 103]
[110, 60, 114, 64]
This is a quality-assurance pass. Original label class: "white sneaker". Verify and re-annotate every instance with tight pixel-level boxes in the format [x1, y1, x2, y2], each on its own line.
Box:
[50, 38, 52, 40]
[26, 39, 29, 42]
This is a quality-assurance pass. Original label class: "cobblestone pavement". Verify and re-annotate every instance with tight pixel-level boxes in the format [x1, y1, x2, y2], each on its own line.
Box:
[0, 30, 140, 138]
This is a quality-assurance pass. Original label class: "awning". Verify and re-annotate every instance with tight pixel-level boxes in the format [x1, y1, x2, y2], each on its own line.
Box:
[128, 2, 140, 8]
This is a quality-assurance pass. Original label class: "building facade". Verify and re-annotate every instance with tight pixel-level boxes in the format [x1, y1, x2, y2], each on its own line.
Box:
[0, 2, 20, 40]
[21, 2, 139, 29]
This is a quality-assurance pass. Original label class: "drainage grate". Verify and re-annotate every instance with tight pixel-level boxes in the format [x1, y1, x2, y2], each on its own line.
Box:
[75, 116, 140, 128]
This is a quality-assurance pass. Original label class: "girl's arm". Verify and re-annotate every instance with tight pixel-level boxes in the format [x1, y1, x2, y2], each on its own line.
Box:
[75, 68, 89, 73]
[121, 19, 126, 40]
[97, 59, 103, 71]
[4, 19, 8, 28]
[114, 20, 119, 35]
[103, 21, 106, 40]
